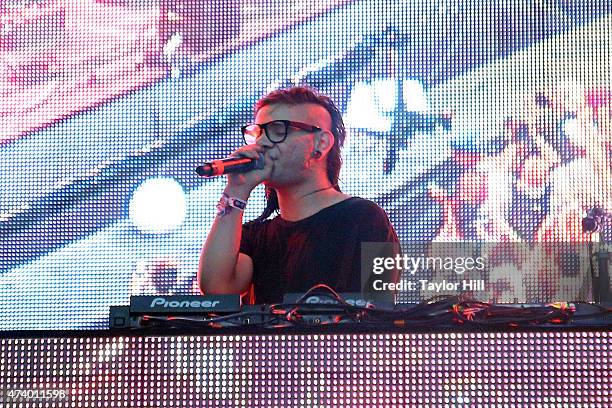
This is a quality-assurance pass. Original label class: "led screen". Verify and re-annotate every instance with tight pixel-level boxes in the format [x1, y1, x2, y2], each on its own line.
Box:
[0, 0, 611, 329]
[0, 331, 609, 407]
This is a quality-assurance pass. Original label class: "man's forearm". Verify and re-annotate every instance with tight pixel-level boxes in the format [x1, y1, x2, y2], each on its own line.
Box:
[198, 197, 246, 294]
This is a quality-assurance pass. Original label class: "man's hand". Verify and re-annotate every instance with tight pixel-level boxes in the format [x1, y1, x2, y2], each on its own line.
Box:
[224, 144, 277, 198]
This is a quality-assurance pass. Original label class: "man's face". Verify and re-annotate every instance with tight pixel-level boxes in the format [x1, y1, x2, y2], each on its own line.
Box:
[254, 103, 332, 188]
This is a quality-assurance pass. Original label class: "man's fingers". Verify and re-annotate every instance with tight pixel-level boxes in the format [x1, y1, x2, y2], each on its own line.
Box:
[230, 150, 258, 159]
[230, 145, 263, 159]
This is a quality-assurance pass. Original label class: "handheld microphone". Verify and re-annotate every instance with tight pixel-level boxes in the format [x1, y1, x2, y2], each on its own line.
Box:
[582, 207, 610, 233]
[195, 154, 264, 177]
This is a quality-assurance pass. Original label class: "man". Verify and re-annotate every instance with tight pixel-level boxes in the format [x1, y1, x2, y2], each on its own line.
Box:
[198, 86, 400, 304]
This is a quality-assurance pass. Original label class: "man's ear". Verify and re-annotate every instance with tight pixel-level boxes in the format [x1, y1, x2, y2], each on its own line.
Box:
[315, 130, 335, 156]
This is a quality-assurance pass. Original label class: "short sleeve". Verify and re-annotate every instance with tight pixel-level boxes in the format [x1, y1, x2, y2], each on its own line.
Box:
[353, 200, 402, 295]
[356, 201, 401, 244]
[239, 222, 256, 258]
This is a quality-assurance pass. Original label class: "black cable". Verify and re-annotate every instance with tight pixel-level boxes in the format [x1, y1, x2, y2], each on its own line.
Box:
[129, 290, 610, 330]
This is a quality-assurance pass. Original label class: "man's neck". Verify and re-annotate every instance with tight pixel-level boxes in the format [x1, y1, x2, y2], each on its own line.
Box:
[275, 179, 348, 221]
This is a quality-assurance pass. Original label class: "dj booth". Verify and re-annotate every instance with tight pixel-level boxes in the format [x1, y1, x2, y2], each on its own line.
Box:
[1, 295, 610, 407]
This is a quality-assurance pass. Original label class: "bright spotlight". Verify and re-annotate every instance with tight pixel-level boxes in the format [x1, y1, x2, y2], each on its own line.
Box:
[129, 177, 187, 234]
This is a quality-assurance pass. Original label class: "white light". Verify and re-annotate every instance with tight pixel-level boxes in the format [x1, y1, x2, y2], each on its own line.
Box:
[562, 117, 580, 143]
[129, 178, 186, 234]
[345, 81, 392, 132]
[345, 78, 429, 132]
[163, 33, 183, 56]
[373, 78, 399, 113]
[402, 79, 429, 112]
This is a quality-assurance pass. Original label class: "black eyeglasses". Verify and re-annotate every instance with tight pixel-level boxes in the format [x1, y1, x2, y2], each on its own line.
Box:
[241, 120, 322, 145]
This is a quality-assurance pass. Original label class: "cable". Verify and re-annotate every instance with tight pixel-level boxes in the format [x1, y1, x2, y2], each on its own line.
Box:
[126, 287, 611, 330]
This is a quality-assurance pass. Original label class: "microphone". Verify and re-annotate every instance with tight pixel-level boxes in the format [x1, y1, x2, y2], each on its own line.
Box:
[195, 154, 264, 177]
[582, 207, 610, 233]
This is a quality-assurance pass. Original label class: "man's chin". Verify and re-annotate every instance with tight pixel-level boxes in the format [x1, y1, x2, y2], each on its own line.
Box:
[262, 176, 293, 190]
[263, 179, 281, 190]
[262, 168, 305, 190]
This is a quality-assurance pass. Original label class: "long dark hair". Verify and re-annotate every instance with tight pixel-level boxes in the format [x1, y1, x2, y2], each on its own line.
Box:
[253, 86, 346, 222]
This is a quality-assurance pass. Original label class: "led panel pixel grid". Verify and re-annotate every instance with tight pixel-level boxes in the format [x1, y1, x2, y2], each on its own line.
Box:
[0, 331, 610, 407]
[0, 0, 611, 329]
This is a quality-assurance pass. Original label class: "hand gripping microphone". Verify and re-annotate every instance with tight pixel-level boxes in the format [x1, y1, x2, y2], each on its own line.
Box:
[195, 154, 264, 177]
[582, 207, 610, 233]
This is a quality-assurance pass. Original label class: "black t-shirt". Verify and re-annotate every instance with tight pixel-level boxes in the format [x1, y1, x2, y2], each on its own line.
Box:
[240, 197, 400, 303]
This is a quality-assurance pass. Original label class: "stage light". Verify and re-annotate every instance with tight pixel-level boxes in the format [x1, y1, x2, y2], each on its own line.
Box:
[129, 177, 186, 234]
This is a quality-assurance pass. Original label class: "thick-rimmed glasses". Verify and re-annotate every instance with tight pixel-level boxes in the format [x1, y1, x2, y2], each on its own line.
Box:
[241, 120, 322, 145]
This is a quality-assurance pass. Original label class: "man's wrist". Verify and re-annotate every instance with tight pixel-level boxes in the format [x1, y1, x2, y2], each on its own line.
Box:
[217, 193, 248, 217]
[223, 185, 252, 201]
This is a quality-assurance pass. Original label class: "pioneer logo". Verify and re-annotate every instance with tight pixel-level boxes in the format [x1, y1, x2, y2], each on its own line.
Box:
[150, 297, 220, 308]
[130, 295, 241, 314]
[282, 293, 395, 309]
[303, 295, 373, 308]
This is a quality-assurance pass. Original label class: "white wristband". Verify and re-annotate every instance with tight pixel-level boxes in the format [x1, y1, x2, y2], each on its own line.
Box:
[216, 193, 247, 216]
